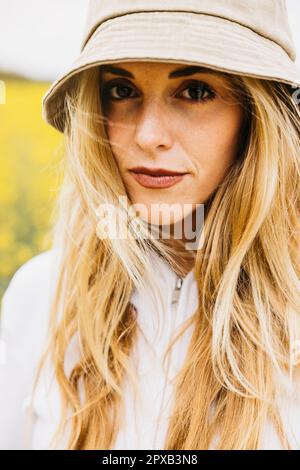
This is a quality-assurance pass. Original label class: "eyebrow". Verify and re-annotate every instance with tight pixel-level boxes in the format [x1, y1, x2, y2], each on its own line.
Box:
[100, 64, 213, 79]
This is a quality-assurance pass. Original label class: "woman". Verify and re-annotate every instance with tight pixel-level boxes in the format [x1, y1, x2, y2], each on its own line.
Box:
[1, 0, 300, 450]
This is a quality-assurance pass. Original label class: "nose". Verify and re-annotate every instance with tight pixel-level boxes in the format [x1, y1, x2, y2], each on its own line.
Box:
[134, 100, 173, 153]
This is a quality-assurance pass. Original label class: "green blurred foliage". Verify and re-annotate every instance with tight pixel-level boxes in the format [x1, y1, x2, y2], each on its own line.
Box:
[0, 76, 64, 302]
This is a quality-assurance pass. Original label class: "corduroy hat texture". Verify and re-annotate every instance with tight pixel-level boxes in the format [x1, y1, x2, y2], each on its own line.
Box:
[42, 0, 300, 133]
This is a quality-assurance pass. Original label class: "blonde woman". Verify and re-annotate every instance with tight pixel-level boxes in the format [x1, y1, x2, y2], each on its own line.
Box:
[1, 0, 300, 450]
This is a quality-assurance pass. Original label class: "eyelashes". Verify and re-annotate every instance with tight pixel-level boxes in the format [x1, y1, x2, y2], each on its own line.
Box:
[101, 79, 216, 104]
[179, 81, 216, 103]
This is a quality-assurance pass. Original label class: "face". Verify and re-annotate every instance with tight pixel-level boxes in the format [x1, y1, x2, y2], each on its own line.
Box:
[100, 61, 244, 228]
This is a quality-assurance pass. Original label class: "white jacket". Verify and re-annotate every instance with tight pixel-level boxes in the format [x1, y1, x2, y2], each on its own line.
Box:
[0, 248, 300, 450]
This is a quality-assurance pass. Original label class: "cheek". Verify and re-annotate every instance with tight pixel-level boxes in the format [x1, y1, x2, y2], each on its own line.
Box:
[184, 103, 244, 177]
[216, 105, 244, 157]
[105, 115, 132, 168]
[103, 99, 129, 142]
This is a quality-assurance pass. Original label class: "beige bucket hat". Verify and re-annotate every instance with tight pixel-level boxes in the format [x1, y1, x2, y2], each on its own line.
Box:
[42, 0, 300, 133]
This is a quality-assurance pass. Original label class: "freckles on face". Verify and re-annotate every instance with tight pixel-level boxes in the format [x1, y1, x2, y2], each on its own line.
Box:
[181, 95, 244, 198]
[100, 62, 244, 221]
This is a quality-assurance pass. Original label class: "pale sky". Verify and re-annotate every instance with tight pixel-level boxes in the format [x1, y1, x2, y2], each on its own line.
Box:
[0, 0, 299, 82]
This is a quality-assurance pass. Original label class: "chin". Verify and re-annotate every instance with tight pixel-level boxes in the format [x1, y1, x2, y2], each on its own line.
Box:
[131, 202, 189, 227]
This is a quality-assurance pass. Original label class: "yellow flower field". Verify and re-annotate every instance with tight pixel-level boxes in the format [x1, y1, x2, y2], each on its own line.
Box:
[0, 77, 64, 301]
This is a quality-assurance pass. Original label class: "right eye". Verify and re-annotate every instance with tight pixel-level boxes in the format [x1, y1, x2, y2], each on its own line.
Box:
[102, 81, 138, 101]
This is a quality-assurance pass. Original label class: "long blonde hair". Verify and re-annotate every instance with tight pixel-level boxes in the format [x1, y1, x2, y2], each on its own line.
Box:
[30, 63, 300, 450]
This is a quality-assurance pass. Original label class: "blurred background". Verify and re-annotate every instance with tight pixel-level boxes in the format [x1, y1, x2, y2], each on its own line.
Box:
[0, 0, 300, 301]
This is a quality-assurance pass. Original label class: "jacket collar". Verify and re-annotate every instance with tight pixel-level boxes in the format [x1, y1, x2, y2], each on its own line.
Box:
[130, 248, 198, 329]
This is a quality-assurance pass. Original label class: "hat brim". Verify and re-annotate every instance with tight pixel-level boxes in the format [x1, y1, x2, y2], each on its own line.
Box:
[42, 11, 300, 132]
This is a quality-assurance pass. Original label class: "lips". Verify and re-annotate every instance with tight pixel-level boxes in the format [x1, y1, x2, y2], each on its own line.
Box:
[129, 167, 187, 176]
[129, 169, 188, 189]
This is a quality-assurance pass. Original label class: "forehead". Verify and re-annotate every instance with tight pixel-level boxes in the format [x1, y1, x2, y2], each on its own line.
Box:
[100, 60, 228, 80]
[103, 61, 190, 73]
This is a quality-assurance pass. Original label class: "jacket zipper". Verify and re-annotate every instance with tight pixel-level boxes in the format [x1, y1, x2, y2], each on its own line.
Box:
[153, 274, 184, 449]
[171, 276, 183, 305]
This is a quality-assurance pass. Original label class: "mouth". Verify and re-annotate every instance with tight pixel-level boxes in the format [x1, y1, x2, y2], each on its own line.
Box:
[129, 167, 188, 189]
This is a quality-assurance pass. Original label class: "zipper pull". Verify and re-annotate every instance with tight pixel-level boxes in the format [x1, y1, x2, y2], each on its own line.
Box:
[171, 276, 183, 304]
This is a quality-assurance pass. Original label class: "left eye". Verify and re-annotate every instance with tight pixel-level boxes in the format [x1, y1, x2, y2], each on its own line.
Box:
[179, 82, 215, 102]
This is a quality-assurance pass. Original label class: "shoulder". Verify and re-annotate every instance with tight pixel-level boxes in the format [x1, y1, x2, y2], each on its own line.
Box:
[3, 247, 62, 302]
[0, 247, 63, 347]
[0, 248, 63, 449]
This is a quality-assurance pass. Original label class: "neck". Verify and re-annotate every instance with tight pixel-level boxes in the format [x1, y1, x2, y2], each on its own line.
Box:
[147, 210, 199, 278]
[160, 235, 197, 278]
